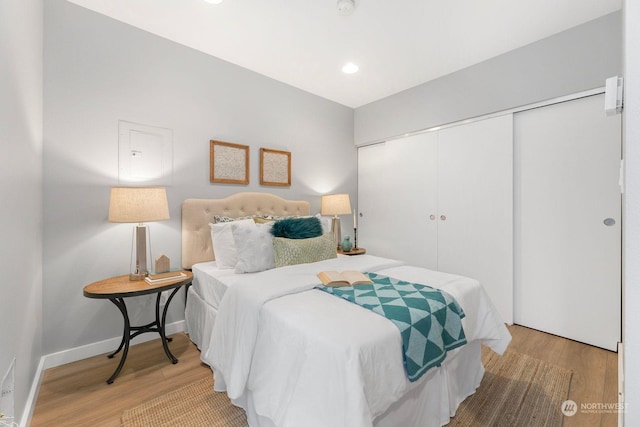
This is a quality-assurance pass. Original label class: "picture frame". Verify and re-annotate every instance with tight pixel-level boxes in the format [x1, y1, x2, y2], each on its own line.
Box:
[260, 148, 291, 187]
[210, 140, 250, 184]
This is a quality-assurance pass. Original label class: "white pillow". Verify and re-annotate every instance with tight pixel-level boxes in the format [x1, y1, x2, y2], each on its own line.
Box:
[232, 222, 275, 273]
[209, 218, 256, 269]
[315, 213, 333, 234]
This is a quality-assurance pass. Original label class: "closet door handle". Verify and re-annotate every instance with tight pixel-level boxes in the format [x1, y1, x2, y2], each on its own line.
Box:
[440, 215, 447, 221]
[429, 214, 436, 220]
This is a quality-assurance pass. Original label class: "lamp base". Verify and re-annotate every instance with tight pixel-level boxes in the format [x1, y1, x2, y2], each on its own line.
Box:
[331, 216, 341, 249]
[130, 224, 150, 281]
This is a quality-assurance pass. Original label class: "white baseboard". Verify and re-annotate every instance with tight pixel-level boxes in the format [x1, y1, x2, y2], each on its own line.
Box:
[19, 320, 186, 427]
[19, 357, 45, 427]
[42, 320, 186, 370]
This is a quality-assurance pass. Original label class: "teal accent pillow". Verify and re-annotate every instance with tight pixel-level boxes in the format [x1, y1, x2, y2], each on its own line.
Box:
[273, 234, 337, 267]
[271, 217, 323, 239]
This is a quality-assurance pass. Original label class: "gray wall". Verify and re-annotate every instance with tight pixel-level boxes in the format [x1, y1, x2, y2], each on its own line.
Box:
[623, 0, 640, 424]
[355, 11, 622, 144]
[43, 0, 355, 355]
[0, 0, 43, 424]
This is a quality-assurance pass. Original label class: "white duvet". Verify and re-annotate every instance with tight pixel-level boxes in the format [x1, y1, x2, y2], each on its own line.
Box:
[203, 255, 510, 427]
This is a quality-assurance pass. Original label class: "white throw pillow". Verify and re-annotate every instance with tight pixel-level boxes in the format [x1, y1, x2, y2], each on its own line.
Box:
[232, 222, 275, 273]
[209, 218, 256, 269]
[315, 213, 333, 234]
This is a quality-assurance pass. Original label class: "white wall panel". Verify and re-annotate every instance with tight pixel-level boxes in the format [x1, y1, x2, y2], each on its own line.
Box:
[623, 0, 640, 421]
[43, 0, 355, 355]
[0, 0, 43, 424]
[355, 12, 621, 145]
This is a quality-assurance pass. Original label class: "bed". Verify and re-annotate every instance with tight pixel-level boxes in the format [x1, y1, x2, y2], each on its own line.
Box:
[182, 192, 511, 427]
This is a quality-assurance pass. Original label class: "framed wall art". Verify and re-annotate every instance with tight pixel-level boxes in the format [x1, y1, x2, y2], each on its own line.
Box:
[260, 148, 291, 187]
[210, 140, 249, 184]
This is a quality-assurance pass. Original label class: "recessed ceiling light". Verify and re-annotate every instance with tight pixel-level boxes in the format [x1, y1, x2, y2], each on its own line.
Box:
[337, 0, 356, 15]
[203, 0, 223, 4]
[342, 63, 359, 74]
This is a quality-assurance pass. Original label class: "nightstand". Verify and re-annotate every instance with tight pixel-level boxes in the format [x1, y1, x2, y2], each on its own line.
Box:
[83, 271, 193, 384]
[337, 247, 366, 256]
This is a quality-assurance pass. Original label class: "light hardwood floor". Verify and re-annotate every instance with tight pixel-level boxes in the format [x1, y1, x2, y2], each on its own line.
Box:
[30, 326, 618, 427]
[507, 325, 619, 427]
[30, 333, 212, 427]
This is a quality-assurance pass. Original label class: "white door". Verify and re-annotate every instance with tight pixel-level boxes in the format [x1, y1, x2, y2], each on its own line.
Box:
[514, 94, 621, 351]
[358, 133, 438, 269]
[437, 114, 514, 324]
[358, 117, 513, 325]
[358, 143, 393, 259]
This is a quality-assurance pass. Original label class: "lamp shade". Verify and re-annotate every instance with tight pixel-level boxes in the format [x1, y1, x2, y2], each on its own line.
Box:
[321, 194, 352, 216]
[108, 187, 170, 223]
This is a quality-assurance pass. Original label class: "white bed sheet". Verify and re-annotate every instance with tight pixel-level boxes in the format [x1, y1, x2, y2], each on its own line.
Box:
[191, 260, 238, 310]
[186, 261, 240, 352]
[190, 255, 358, 310]
[186, 255, 365, 349]
[199, 255, 511, 427]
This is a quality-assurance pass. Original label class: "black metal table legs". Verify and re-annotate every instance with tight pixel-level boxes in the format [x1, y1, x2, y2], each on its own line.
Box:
[105, 286, 182, 384]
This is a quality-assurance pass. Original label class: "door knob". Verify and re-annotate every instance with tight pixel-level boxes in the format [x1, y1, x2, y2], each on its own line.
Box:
[604, 218, 616, 226]
[440, 215, 447, 221]
[429, 214, 436, 220]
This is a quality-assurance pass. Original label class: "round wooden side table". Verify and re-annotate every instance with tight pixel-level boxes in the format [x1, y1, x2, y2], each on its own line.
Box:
[83, 271, 193, 384]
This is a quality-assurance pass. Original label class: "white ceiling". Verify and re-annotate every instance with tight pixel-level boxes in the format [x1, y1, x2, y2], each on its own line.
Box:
[67, 0, 621, 108]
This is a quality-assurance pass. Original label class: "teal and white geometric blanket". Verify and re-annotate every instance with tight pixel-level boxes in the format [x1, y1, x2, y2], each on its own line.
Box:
[319, 272, 467, 382]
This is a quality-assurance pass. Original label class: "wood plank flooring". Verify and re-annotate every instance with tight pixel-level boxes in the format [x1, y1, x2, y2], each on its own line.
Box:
[507, 324, 619, 427]
[30, 326, 618, 427]
[30, 333, 211, 427]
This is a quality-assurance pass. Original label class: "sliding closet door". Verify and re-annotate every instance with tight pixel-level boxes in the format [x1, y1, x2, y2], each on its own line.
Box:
[514, 94, 621, 351]
[358, 133, 438, 269]
[437, 114, 514, 324]
[358, 143, 393, 258]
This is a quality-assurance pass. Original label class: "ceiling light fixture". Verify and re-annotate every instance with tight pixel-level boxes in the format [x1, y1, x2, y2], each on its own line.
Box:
[203, 0, 224, 4]
[342, 62, 359, 74]
[337, 0, 355, 15]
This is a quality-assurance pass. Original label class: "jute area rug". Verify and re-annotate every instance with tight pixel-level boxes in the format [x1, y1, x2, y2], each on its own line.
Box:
[121, 349, 572, 427]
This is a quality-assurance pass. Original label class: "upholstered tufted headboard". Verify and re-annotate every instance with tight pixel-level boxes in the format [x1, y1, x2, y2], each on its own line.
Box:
[181, 192, 311, 269]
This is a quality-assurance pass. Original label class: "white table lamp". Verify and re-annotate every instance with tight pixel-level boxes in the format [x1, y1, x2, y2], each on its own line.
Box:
[321, 193, 352, 249]
[109, 187, 170, 280]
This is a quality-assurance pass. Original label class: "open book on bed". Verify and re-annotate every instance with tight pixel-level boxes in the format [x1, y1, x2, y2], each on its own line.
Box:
[317, 270, 373, 287]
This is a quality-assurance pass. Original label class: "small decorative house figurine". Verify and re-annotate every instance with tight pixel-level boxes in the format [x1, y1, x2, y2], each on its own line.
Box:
[155, 254, 170, 274]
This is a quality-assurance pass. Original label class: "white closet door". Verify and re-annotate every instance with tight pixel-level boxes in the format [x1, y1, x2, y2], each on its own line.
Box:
[358, 143, 393, 258]
[357, 133, 438, 269]
[514, 94, 621, 351]
[437, 114, 514, 324]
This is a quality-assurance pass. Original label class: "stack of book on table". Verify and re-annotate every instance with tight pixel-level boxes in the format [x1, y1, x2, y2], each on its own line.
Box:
[144, 270, 186, 284]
